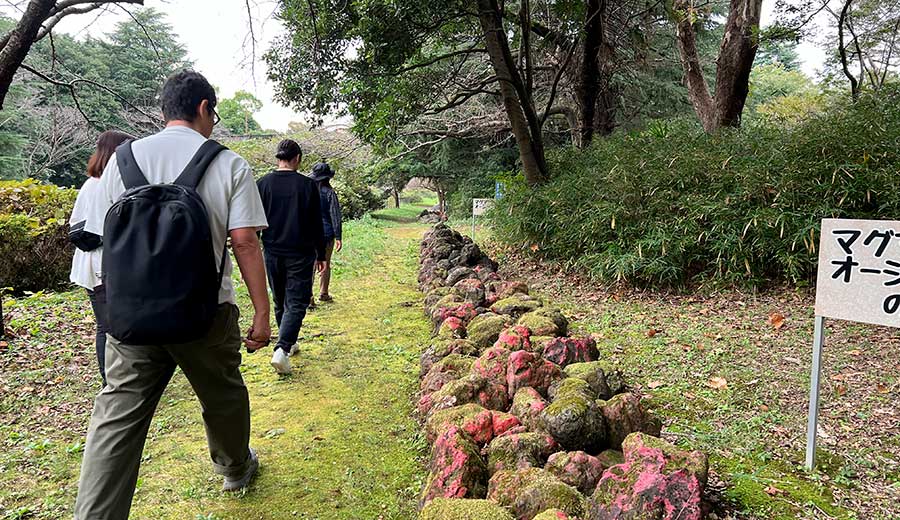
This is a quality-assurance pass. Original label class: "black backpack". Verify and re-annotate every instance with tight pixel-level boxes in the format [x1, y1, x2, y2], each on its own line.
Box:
[103, 139, 228, 345]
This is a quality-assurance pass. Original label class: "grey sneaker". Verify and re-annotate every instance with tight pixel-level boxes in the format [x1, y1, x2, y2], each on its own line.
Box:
[271, 349, 292, 375]
[289, 344, 299, 357]
[222, 448, 259, 492]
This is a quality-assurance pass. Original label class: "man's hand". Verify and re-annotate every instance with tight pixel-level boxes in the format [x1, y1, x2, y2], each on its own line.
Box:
[315, 260, 327, 274]
[244, 315, 271, 353]
[335, 239, 343, 253]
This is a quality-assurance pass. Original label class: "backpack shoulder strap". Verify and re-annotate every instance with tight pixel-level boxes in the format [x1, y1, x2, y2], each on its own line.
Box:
[116, 140, 149, 190]
[174, 140, 229, 189]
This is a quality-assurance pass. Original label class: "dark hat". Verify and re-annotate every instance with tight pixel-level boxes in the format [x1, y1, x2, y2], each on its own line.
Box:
[310, 162, 335, 181]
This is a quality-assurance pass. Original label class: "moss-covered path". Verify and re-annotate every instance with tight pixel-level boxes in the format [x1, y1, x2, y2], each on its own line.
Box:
[0, 209, 433, 520]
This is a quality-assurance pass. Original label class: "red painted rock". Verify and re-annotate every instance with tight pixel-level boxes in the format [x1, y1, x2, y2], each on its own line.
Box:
[541, 337, 600, 368]
[600, 393, 663, 449]
[473, 346, 513, 385]
[488, 468, 586, 520]
[467, 313, 515, 350]
[421, 354, 475, 394]
[485, 432, 560, 475]
[454, 278, 487, 307]
[433, 303, 478, 330]
[420, 339, 478, 377]
[492, 411, 522, 438]
[426, 404, 495, 445]
[421, 374, 510, 416]
[507, 350, 565, 399]
[420, 427, 489, 507]
[517, 308, 569, 337]
[590, 432, 709, 520]
[509, 387, 550, 431]
[540, 378, 607, 453]
[545, 451, 607, 494]
[494, 325, 534, 352]
[437, 316, 467, 340]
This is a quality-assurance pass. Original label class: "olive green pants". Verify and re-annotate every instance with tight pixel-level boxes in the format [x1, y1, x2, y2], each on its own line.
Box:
[74, 304, 253, 520]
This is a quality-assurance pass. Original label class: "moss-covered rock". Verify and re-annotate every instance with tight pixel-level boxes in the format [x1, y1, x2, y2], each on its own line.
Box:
[488, 468, 586, 520]
[517, 308, 568, 337]
[597, 449, 625, 468]
[425, 287, 453, 314]
[421, 339, 478, 377]
[421, 427, 489, 507]
[420, 374, 510, 416]
[544, 451, 606, 495]
[600, 392, 663, 449]
[540, 379, 607, 453]
[468, 314, 515, 350]
[509, 387, 549, 431]
[473, 346, 513, 385]
[485, 432, 560, 475]
[548, 378, 592, 401]
[437, 316, 468, 340]
[487, 280, 530, 303]
[454, 278, 487, 307]
[494, 325, 534, 352]
[490, 293, 543, 318]
[541, 337, 599, 368]
[419, 498, 515, 520]
[507, 350, 565, 399]
[421, 353, 475, 394]
[590, 432, 708, 520]
[531, 510, 571, 520]
[426, 404, 495, 445]
[564, 362, 620, 400]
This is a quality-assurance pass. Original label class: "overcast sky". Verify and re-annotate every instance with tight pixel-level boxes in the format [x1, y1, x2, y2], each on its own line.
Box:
[4, 0, 830, 132]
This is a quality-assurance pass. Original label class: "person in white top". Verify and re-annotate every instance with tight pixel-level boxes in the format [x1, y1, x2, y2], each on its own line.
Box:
[74, 71, 271, 519]
[69, 130, 132, 386]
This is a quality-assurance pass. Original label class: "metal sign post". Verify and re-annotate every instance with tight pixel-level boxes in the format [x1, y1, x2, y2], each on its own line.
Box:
[807, 218, 900, 470]
[472, 198, 494, 243]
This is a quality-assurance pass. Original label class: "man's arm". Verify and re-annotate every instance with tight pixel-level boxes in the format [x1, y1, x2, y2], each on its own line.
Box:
[230, 227, 271, 351]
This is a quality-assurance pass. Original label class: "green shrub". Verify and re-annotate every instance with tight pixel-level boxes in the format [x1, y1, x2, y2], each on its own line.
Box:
[0, 180, 76, 292]
[492, 87, 900, 287]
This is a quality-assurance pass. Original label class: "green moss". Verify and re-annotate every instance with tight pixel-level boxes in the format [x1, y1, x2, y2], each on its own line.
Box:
[533, 509, 569, 520]
[430, 354, 476, 375]
[467, 314, 514, 349]
[419, 498, 514, 520]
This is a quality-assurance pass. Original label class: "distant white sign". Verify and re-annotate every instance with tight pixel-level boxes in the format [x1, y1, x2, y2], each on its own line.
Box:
[815, 218, 900, 328]
[472, 198, 494, 217]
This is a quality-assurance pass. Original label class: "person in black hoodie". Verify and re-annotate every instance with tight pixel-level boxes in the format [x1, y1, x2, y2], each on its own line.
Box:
[256, 139, 326, 375]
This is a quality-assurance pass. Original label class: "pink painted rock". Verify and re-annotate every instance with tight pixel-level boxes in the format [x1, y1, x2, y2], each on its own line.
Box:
[454, 278, 487, 307]
[425, 404, 523, 447]
[507, 350, 565, 399]
[494, 325, 534, 352]
[421, 354, 475, 394]
[600, 393, 663, 449]
[540, 378, 607, 453]
[590, 432, 709, 520]
[488, 468, 586, 520]
[473, 346, 513, 385]
[420, 339, 478, 377]
[509, 387, 550, 431]
[545, 451, 607, 494]
[420, 427, 489, 507]
[420, 374, 510, 416]
[517, 308, 569, 337]
[434, 303, 478, 330]
[485, 432, 560, 475]
[437, 316, 467, 340]
[492, 411, 522, 438]
[541, 337, 600, 368]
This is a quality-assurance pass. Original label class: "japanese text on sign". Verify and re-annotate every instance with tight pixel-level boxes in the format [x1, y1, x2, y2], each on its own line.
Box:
[473, 198, 494, 217]
[816, 218, 900, 327]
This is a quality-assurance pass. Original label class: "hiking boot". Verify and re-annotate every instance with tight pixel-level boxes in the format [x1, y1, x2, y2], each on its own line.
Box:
[319, 294, 334, 303]
[222, 448, 259, 492]
[270, 349, 292, 375]
[289, 344, 299, 357]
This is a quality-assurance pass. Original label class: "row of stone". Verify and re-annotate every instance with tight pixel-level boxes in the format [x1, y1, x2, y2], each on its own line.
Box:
[415, 224, 710, 520]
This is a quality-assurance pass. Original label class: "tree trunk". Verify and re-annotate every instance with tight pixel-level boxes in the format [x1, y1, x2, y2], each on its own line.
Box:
[577, 0, 606, 146]
[477, 0, 549, 186]
[673, 0, 762, 132]
[393, 189, 400, 208]
[713, 0, 763, 128]
[838, 0, 860, 100]
[0, 0, 56, 109]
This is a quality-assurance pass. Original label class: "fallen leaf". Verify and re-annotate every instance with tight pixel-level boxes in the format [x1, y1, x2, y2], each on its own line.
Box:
[706, 376, 728, 390]
[759, 404, 770, 412]
[647, 380, 664, 389]
[876, 383, 891, 394]
[768, 313, 786, 330]
[529, 243, 540, 252]
[764, 485, 786, 496]
[647, 329, 659, 338]
[846, 349, 862, 356]
[835, 382, 848, 397]
[0, 341, 7, 349]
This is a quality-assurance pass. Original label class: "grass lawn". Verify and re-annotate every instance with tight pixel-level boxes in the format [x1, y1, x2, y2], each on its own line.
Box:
[0, 205, 435, 520]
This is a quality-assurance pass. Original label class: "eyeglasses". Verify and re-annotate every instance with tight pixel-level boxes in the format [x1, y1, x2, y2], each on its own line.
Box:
[211, 107, 221, 126]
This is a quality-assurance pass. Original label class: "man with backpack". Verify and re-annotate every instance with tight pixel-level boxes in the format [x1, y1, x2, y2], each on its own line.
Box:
[74, 70, 271, 519]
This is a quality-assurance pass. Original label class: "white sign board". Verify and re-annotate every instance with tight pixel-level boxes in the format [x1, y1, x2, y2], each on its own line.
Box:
[472, 198, 494, 216]
[815, 218, 900, 328]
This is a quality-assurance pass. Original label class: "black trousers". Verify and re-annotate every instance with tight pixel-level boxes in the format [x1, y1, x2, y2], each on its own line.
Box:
[264, 251, 316, 353]
[87, 285, 109, 385]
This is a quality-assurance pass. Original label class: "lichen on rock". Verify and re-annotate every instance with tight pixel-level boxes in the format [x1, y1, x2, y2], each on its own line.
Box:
[485, 431, 560, 475]
[468, 313, 515, 350]
[488, 468, 587, 520]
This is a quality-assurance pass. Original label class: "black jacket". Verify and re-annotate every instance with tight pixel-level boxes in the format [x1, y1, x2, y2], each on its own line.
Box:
[257, 170, 326, 260]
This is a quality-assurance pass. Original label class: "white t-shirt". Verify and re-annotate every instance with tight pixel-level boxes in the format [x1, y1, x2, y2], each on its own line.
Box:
[69, 176, 104, 290]
[85, 125, 268, 304]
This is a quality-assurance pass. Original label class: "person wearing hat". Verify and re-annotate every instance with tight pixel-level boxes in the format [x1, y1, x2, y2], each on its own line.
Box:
[310, 160, 343, 304]
[256, 140, 327, 375]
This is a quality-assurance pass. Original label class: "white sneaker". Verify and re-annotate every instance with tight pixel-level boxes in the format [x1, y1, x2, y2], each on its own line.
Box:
[289, 344, 299, 357]
[270, 349, 292, 375]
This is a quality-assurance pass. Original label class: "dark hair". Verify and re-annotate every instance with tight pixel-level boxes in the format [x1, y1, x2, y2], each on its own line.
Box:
[87, 130, 133, 178]
[160, 69, 217, 123]
[275, 139, 302, 162]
